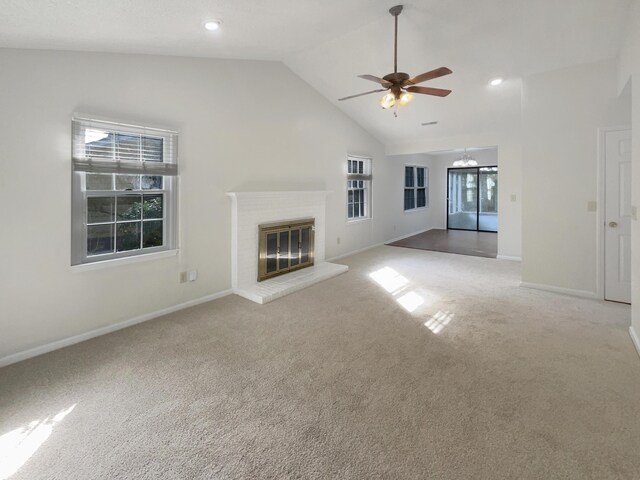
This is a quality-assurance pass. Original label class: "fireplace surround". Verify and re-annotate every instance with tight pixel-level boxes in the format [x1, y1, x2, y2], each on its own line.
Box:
[227, 190, 348, 304]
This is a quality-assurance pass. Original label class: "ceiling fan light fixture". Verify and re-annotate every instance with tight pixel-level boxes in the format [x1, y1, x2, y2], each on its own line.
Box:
[380, 92, 396, 109]
[399, 92, 413, 106]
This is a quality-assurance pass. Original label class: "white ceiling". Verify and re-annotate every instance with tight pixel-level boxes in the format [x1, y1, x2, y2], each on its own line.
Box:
[0, 0, 632, 146]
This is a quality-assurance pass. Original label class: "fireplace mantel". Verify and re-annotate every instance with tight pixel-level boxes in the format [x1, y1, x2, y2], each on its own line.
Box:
[226, 190, 347, 304]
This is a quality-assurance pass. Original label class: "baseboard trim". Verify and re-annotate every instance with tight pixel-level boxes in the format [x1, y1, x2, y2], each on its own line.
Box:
[0, 289, 233, 369]
[326, 228, 431, 262]
[630, 326, 640, 359]
[519, 282, 597, 299]
[497, 255, 522, 262]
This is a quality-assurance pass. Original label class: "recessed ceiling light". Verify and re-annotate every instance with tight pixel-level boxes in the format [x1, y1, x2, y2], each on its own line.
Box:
[489, 77, 504, 86]
[204, 20, 222, 31]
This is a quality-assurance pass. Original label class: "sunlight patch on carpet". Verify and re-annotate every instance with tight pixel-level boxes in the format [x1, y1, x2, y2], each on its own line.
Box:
[369, 266, 440, 315]
[0, 404, 76, 479]
[424, 310, 455, 334]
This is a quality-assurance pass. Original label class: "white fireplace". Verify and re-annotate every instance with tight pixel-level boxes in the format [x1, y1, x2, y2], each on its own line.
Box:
[226, 191, 348, 304]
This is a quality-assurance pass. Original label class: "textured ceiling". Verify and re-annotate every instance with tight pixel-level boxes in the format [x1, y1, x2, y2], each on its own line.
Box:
[0, 0, 632, 146]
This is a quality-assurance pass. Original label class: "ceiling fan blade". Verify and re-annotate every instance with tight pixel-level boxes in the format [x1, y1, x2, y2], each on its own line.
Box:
[338, 89, 386, 101]
[357, 75, 393, 88]
[406, 86, 452, 97]
[405, 67, 453, 86]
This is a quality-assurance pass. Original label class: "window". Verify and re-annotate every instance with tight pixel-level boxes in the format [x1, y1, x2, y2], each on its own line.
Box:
[347, 156, 372, 220]
[404, 166, 428, 211]
[71, 117, 178, 265]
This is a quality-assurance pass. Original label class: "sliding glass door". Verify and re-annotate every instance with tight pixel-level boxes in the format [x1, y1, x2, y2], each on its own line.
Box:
[447, 166, 498, 232]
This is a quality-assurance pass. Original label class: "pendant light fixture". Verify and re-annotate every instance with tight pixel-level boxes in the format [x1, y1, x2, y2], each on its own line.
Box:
[453, 149, 477, 167]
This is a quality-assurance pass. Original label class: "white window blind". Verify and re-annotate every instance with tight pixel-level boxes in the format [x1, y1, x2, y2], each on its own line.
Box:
[72, 117, 178, 176]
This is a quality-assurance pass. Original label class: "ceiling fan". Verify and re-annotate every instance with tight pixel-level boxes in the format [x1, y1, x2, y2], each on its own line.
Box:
[338, 5, 452, 114]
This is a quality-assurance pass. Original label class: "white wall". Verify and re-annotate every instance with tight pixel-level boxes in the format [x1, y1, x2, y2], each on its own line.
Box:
[521, 58, 631, 295]
[0, 48, 426, 362]
[382, 153, 434, 236]
[425, 149, 498, 230]
[619, 0, 640, 347]
[386, 129, 523, 259]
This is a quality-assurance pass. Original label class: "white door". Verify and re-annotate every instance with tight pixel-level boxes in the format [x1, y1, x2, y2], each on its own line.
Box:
[604, 129, 632, 303]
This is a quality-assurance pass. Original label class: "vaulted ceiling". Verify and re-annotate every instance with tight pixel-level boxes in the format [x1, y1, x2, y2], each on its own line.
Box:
[0, 0, 631, 146]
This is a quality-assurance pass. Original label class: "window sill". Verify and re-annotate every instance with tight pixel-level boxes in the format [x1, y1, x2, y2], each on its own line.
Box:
[71, 249, 178, 272]
[346, 217, 371, 224]
[404, 207, 428, 214]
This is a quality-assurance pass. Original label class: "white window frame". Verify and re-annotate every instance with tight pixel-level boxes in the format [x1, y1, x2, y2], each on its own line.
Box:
[347, 155, 372, 222]
[70, 116, 178, 266]
[404, 165, 428, 211]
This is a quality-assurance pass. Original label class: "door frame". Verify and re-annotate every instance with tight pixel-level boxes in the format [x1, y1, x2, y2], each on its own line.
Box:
[446, 165, 498, 233]
[597, 126, 632, 302]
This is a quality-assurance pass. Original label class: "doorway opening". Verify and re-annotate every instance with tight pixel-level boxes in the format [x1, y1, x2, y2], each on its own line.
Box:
[447, 166, 498, 232]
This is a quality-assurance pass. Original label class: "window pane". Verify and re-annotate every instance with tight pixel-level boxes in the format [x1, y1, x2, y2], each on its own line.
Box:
[87, 224, 114, 256]
[142, 136, 163, 162]
[348, 160, 353, 174]
[115, 133, 141, 161]
[359, 161, 363, 174]
[117, 195, 142, 221]
[353, 190, 360, 203]
[404, 188, 415, 210]
[143, 220, 163, 248]
[417, 188, 426, 208]
[87, 197, 114, 224]
[417, 167, 425, 187]
[85, 130, 113, 159]
[115, 174, 140, 190]
[142, 175, 163, 190]
[86, 173, 113, 190]
[354, 203, 360, 217]
[348, 190, 354, 203]
[348, 204, 354, 218]
[405, 166, 414, 187]
[116, 222, 141, 251]
[143, 194, 163, 219]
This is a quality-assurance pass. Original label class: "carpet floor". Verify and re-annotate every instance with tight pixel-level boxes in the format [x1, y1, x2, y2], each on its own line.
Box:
[387, 229, 497, 258]
[1, 247, 639, 479]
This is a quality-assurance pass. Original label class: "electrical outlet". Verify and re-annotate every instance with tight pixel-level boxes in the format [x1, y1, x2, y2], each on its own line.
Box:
[181, 270, 198, 283]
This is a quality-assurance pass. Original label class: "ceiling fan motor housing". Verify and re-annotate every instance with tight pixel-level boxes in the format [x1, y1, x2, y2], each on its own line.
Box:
[383, 72, 410, 84]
